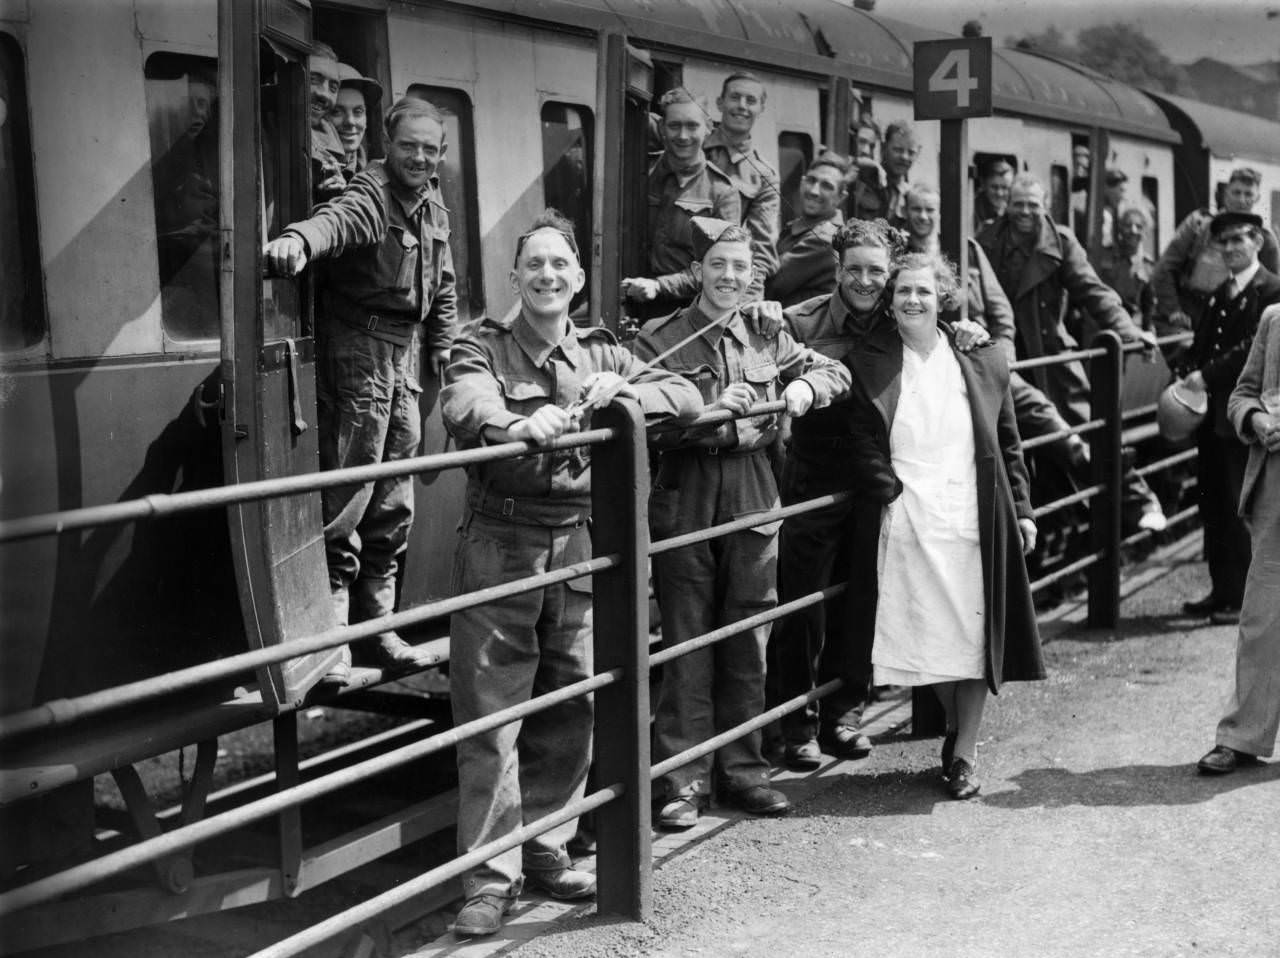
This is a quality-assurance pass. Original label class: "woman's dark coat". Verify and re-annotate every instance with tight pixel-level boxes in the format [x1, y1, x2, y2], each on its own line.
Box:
[842, 322, 1045, 693]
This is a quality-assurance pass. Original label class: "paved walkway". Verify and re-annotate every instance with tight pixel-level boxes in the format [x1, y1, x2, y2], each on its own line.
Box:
[399, 534, 1280, 958]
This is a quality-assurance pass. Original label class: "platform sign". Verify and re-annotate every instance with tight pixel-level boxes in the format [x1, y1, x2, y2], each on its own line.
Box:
[913, 37, 993, 121]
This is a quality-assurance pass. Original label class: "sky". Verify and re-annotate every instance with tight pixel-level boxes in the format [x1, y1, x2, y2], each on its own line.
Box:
[881, 0, 1280, 65]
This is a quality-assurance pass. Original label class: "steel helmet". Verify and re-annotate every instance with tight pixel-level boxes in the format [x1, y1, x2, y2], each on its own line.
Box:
[1157, 378, 1208, 444]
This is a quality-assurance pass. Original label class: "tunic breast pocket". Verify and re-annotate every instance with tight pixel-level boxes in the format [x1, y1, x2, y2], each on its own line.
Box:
[498, 374, 552, 418]
[742, 361, 780, 403]
[380, 225, 420, 293]
[424, 224, 450, 285]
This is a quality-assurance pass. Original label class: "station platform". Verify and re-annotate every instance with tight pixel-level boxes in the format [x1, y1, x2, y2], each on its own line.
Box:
[399, 531, 1280, 958]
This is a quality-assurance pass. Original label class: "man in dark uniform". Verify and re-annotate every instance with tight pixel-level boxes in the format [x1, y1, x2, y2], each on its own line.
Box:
[703, 71, 780, 293]
[637, 218, 850, 829]
[263, 96, 457, 677]
[622, 88, 741, 312]
[845, 119, 917, 228]
[442, 210, 701, 935]
[973, 158, 1012, 233]
[1179, 211, 1280, 624]
[765, 153, 847, 308]
[1152, 167, 1280, 346]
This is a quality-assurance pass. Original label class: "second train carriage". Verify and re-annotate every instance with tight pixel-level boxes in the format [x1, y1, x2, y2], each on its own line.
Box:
[4, 0, 1280, 947]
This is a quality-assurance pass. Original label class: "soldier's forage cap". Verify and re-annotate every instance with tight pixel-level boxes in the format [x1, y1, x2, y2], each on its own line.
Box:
[690, 216, 743, 261]
[1210, 211, 1263, 238]
[336, 63, 383, 100]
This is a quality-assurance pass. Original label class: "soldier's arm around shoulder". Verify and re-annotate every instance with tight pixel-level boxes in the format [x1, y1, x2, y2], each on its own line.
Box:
[773, 327, 851, 407]
[589, 326, 703, 424]
[283, 168, 389, 261]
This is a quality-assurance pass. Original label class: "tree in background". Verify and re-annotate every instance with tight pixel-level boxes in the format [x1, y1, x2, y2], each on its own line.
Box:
[1011, 21, 1189, 94]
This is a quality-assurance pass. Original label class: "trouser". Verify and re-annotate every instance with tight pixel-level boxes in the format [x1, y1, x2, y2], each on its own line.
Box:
[767, 449, 871, 743]
[1215, 459, 1280, 756]
[1196, 427, 1252, 606]
[317, 317, 421, 623]
[449, 510, 594, 897]
[650, 449, 777, 799]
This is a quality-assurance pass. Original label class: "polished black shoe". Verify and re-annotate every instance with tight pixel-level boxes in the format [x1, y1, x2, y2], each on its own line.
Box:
[940, 730, 958, 777]
[819, 724, 873, 760]
[355, 631, 436, 673]
[945, 758, 981, 800]
[1197, 744, 1261, 775]
[1210, 606, 1242, 626]
[784, 739, 823, 771]
[721, 784, 791, 817]
[1182, 593, 1221, 617]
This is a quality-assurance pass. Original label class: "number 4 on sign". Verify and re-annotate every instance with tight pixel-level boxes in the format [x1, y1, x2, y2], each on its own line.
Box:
[929, 49, 978, 108]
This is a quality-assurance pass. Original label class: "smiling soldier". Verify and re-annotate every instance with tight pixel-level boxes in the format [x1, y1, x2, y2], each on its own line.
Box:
[263, 96, 458, 681]
[637, 217, 850, 830]
[441, 210, 702, 936]
[765, 153, 848, 308]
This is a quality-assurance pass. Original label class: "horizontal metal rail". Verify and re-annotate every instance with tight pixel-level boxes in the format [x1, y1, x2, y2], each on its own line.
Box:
[0, 665, 623, 915]
[1120, 503, 1200, 550]
[1134, 448, 1197, 479]
[650, 492, 851, 556]
[1021, 417, 1105, 451]
[650, 583, 848, 669]
[0, 554, 618, 745]
[0, 429, 616, 544]
[1010, 346, 1106, 371]
[248, 782, 626, 958]
[1032, 483, 1105, 519]
[1029, 549, 1107, 593]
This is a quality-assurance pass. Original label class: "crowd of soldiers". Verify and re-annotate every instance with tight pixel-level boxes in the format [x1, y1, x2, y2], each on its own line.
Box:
[259, 50, 1280, 938]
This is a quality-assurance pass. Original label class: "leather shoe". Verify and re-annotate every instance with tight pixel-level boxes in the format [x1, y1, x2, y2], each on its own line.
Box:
[720, 784, 791, 817]
[354, 631, 435, 673]
[1209, 607, 1241, 626]
[524, 866, 596, 900]
[453, 893, 515, 937]
[656, 795, 705, 830]
[784, 739, 823, 770]
[1197, 744, 1260, 775]
[819, 724, 872, 759]
[945, 758, 980, 800]
[1182, 593, 1221, 617]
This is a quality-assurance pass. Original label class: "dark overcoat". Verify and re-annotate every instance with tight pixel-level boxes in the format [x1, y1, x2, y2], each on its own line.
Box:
[842, 323, 1045, 694]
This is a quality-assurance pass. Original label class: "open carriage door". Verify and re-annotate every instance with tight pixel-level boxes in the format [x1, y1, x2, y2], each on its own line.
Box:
[219, 0, 341, 708]
[599, 34, 652, 337]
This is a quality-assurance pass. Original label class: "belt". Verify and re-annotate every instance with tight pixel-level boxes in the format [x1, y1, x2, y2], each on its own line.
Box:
[467, 487, 590, 527]
[325, 291, 418, 338]
[670, 444, 769, 459]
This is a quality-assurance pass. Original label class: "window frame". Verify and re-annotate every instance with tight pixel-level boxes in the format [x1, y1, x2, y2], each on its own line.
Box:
[406, 83, 484, 325]
[539, 97, 595, 320]
[0, 30, 47, 360]
[776, 129, 815, 229]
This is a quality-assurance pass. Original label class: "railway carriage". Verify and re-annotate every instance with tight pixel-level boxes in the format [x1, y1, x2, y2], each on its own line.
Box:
[3, 0, 1280, 950]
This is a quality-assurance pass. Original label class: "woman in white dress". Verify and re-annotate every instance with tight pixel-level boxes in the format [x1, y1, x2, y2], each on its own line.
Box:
[845, 251, 1045, 798]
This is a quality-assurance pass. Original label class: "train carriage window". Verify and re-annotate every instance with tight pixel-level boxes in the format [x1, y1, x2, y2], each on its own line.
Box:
[145, 53, 220, 341]
[541, 102, 594, 318]
[1049, 164, 1070, 227]
[1140, 175, 1160, 257]
[1, 34, 45, 352]
[407, 85, 482, 325]
[258, 45, 306, 342]
[777, 131, 814, 226]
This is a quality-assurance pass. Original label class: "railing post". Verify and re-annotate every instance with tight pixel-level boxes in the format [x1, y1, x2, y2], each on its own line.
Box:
[590, 398, 653, 920]
[1088, 331, 1123, 628]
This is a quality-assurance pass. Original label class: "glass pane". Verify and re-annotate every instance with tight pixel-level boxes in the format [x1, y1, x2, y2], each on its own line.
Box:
[259, 46, 302, 343]
[1049, 164, 1070, 227]
[541, 102, 593, 317]
[407, 84, 481, 326]
[1, 34, 44, 351]
[145, 52, 220, 341]
[1141, 175, 1160, 258]
[777, 131, 813, 227]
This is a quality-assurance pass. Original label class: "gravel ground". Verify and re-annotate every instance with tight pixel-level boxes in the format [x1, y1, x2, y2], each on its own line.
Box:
[502, 556, 1280, 958]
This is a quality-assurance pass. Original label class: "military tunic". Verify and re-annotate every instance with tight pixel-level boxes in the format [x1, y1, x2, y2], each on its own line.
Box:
[765, 212, 843, 308]
[636, 301, 849, 799]
[703, 127, 780, 290]
[645, 154, 742, 307]
[441, 313, 701, 898]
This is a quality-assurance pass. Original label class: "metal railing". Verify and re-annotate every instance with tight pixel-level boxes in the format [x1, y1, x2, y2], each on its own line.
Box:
[0, 329, 1198, 955]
